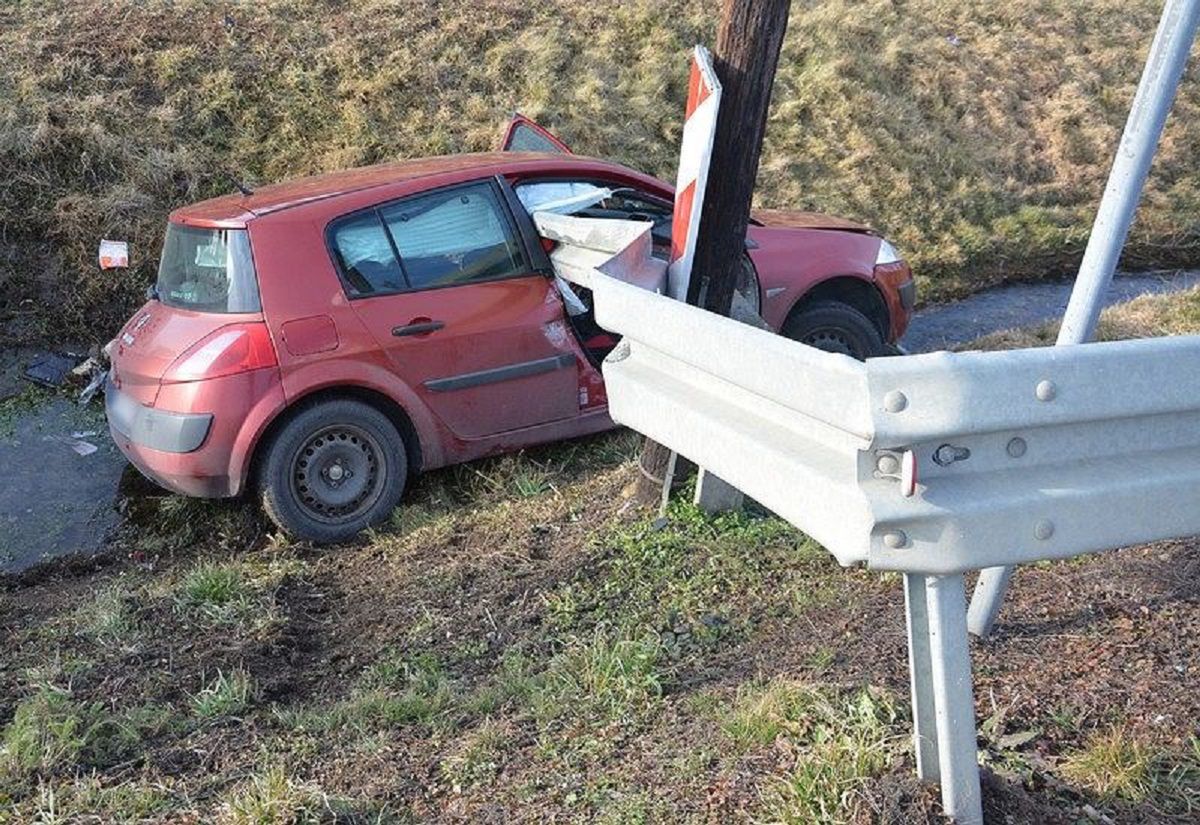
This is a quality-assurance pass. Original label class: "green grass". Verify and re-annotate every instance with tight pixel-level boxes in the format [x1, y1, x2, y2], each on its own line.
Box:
[21, 775, 172, 824]
[221, 765, 374, 825]
[532, 629, 665, 726]
[0, 685, 150, 780]
[279, 650, 457, 735]
[4, 1, 1200, 344]
[964, 286, 1200, 351]
[172, 555, 302, 632]
[545, 500, 818, 646]
[72, 580, 139, 643]
[752, 683, 903, 824]
[193, 668, 257, 720]
[441, 718, 510, 791]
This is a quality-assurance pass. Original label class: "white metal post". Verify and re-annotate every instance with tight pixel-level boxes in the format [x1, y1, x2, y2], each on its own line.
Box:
[925, 574, 983, 824]
[904, 573, 940, 781]
[968, 0, 1200, 638]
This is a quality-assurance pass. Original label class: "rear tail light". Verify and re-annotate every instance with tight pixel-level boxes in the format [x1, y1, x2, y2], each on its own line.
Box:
[162, 323, 277, 383]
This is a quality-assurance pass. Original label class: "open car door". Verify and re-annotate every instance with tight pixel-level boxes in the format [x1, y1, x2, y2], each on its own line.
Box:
[499, 114, 572, 153]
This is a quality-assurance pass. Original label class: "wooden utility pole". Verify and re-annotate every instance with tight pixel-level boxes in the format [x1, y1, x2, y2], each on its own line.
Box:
[635, 0, 791, 502]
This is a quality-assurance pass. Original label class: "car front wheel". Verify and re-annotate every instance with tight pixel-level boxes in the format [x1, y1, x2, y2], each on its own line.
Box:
[259, 399, 407, 543]
[783, 300, 885, 361]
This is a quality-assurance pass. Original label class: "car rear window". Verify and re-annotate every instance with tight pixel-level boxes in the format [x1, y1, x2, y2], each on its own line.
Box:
[156, 225, 261, 313]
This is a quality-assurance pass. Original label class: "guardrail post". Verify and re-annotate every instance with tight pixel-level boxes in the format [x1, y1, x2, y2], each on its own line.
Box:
[968, 0, 1200, 638]
[693, 468, 744, 513]
[925, 573, 983, 824]
[904, 573, 940, 781]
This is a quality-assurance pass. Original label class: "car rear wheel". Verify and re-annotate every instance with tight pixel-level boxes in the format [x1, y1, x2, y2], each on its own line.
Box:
[259, 399, 407, 543]
[783, 300, 885, 361]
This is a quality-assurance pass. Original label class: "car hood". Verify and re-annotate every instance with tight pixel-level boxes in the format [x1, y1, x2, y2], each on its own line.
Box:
[751, 209, 874, 234]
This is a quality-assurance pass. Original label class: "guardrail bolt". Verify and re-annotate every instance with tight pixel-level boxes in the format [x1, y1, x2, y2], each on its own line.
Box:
[1035, 380, 1057, 402]
[1034, 519, 1055, 540]
[883, 530, 909, 549]
[1006, 437, 1027, 458]
[884, 390, 908, 413]
[876, 454, 900, 475]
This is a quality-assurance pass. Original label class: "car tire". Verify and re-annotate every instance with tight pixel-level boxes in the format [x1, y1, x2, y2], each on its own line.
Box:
[783, 301, 885, 361]
[259, 399, 407, 543]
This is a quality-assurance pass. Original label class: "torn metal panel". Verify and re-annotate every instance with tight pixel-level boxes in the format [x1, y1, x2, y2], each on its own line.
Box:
[532, 212, 667, 294]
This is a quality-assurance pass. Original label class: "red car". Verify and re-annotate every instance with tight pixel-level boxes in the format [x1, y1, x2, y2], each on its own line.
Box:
[105, 118, 914, 541]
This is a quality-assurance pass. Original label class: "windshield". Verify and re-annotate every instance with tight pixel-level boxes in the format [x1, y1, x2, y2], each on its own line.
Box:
[156, 225, 261, 313]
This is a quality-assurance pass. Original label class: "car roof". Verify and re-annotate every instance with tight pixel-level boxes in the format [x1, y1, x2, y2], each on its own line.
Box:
[170, 152, 637, 226]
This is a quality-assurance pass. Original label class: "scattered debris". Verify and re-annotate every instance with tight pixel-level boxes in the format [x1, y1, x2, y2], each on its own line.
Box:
[69, 440, 98, 457]
[946, 33, 962, 47]
[23, 352, 79, 388]
[98, 239, 129, 269]
[78, 369, 107, 405]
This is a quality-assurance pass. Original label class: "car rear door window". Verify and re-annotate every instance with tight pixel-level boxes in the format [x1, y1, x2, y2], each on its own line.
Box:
[379, 182, 527, 289]
[328, 212, 406, 296]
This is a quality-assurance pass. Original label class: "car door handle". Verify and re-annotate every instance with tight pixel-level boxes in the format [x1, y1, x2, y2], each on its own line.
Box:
[392, 320, 445, 337]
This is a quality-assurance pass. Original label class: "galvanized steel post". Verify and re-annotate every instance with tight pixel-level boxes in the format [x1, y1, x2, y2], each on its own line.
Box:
[968, 0, 1200, 638]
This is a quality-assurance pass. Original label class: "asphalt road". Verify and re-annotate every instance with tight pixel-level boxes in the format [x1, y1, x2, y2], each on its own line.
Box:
[900, 270, 1200, 353]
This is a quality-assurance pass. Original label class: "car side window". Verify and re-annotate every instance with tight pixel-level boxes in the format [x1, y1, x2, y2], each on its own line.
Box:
[379, 182, 527, 290]
[328, 212, 405, 296]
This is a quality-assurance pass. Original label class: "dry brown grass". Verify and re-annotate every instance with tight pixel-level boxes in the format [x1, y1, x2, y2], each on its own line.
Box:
[3, 0, 1200, 343]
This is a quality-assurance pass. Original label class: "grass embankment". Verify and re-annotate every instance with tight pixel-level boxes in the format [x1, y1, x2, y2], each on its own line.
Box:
[3, 394, 1200, 821]
[3, 0, 1200, 343]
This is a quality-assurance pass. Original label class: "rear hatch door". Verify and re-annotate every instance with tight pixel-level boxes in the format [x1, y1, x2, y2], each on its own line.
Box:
[109, 224, 264, 405]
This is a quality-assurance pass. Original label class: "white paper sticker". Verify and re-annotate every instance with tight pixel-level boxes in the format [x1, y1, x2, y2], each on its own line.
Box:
[99, 239, 129, 269]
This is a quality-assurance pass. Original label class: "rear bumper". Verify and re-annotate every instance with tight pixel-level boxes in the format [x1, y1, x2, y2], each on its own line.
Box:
[106, 382, 212, 453]
[107, 383, 231, 497]
[105, 367, 284, 499]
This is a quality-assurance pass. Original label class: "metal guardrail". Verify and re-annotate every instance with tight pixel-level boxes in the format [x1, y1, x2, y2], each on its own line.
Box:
[573, 268, 1200, 824]
[594, 272, 1200, 575]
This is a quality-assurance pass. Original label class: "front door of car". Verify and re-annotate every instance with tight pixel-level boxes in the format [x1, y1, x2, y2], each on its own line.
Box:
[334, 179, 580, 440]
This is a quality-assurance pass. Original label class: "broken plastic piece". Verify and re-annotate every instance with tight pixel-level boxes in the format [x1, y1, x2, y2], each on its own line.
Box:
[24, 353, 78, 388]
[79, 370, 107, 405]
[69, 440, 99, 457]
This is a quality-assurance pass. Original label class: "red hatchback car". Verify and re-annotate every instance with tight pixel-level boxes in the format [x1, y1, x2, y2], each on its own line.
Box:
[106, 119, 914, 541]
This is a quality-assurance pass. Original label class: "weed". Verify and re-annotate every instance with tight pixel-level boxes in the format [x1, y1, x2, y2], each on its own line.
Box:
[441, 718, 510, 791]
[222, 765, 345, 825]
[738, 682, 902, 823]
[193, 669, 256, 720]
[1057, 727, 1200, 810]
[24, 775, 171, 824]
[532, 629, 664, 725]
[0, 685, 140, 778]
[72, 580, 138, 643]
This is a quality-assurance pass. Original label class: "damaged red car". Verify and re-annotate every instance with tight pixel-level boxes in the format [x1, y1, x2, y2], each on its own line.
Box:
[105, 117, 915, 541]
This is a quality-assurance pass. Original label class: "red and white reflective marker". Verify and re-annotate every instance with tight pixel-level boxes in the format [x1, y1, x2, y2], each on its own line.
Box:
[99, 239, 129, 269]
[667, 45, 722, 301]
[901, 449, 918, 497]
